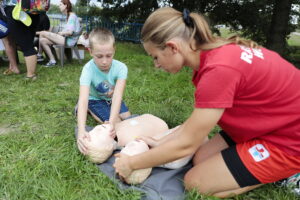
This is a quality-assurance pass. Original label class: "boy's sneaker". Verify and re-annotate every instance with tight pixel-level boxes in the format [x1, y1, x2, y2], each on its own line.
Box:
[44, 60, 56, 67]
[37, 55, 44, 62]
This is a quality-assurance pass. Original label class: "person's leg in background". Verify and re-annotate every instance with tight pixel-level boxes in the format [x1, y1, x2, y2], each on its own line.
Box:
[2, 35, 20, 74]
[5, 7, 39, 79]
[24, 14, 39, 78]
[39, 31, 65, 66]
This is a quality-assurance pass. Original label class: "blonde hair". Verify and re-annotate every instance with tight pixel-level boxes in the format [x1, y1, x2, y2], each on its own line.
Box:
[141, 7, 258, 51]
[89, 28, 115, 50]
[86, 146, 114, 164]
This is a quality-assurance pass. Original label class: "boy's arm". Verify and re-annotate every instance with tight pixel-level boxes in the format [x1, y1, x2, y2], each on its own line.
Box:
[109, 79, 127, 125]
[77, 85, 90, 154]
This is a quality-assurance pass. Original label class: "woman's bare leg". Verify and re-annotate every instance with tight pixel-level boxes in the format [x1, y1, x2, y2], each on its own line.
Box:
[185, 134, 263, 198]
[39, 37, 55, 61]
[2, 36, 20, 73]
[39, 31, 65, 61]
[25, 55, 37, 77]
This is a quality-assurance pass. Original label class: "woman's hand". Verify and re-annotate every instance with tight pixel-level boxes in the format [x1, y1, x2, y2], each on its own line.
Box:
[77, 130, 90, 155]
[113, 153, 133, 180]
[58, 32, 66, 36]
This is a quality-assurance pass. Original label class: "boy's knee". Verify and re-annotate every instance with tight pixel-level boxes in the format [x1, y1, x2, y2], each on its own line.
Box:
[120, 111, 131, 120]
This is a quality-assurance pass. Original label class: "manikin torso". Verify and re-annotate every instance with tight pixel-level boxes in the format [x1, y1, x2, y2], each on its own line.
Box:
[115, 114, 169, 146]
[83, 114, 192, 184]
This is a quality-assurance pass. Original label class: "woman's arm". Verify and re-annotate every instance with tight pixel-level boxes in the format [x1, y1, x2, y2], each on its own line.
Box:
[60, 13, 78, 36]
[77, 85, 90, 154]
[109, 79, 127, 125]
[114, 108, 224, 178]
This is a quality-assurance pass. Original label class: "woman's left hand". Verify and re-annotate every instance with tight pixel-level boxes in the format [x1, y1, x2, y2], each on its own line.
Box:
[58, 32, 65, 36]
[113, 153, 133, 180]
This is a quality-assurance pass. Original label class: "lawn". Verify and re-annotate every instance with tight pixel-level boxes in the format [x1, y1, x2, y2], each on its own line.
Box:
[0, 42, 299, 200]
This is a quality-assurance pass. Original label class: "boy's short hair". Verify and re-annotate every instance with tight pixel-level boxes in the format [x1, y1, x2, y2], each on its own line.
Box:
[89, 28, 115, 50]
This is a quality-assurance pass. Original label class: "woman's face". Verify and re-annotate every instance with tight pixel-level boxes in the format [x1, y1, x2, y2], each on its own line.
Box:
[143, 42, 184, 74]
[59, 2, 67, 13]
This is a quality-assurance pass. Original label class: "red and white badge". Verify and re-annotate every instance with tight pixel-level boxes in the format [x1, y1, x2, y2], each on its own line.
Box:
[248, 144, 270, 162]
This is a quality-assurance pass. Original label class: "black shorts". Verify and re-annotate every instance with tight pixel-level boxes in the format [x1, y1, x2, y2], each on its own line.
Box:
[4, 6, 39, 56]
[220, 130, 261, 187]
[0, 8, 7, 22]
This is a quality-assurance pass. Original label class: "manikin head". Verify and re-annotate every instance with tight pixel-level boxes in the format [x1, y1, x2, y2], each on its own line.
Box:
[84, 124, 117, 164]
[120, 140, 152, 184]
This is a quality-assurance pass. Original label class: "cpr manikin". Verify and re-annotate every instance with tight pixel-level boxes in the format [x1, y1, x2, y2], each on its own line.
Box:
[119, 140, 152, 184]
[84, 124, 117, 164]
[83, 114, 193, 184]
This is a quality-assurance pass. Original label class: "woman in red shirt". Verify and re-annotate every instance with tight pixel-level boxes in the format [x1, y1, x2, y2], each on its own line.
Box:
[114, 7, 300, 198]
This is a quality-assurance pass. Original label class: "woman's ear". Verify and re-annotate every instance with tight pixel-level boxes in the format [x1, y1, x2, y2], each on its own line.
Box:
[165, 40, 179, 54]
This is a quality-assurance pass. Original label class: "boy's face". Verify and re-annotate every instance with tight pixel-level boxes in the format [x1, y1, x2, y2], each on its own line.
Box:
[90, 42, 115, 72]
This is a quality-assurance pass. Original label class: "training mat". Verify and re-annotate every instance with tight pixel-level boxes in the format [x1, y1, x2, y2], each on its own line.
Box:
[75, 126, 192, 200]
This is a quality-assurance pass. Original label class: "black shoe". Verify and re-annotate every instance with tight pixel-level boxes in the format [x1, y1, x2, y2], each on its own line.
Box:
[37, 55, 44, 62]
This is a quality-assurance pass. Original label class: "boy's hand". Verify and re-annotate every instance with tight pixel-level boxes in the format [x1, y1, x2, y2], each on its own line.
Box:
[113, 153, 133, 181]
[104, 121, 116, 138]
[77, 130, 90, 155]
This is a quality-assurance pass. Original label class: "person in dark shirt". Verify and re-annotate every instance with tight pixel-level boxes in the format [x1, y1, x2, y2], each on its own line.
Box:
[34, 12, 50, 59]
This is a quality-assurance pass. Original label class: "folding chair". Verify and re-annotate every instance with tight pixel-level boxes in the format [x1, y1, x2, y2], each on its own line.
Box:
[53, 27, 83, 67]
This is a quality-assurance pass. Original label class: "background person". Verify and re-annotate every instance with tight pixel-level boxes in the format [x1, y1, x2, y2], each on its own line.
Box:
[34, 12, 50, 59]
[113, 7, 300, 198]
[0, 3, 20, 75]
[3, 0, 40, 79]
[76, 28, 131, 155]
[37, 0, 80, 67]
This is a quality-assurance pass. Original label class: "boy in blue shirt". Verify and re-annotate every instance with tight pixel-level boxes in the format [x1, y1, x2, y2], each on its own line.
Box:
[77, 28, 131, 154]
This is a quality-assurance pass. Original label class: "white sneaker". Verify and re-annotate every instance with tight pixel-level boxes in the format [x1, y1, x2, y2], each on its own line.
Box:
[44, 61, 56, 67]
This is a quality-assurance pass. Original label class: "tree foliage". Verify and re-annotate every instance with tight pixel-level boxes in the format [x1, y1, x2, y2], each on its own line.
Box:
[74, 0, 299, 56]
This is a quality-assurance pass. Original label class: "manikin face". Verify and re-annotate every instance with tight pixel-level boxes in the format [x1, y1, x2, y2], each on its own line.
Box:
[90, 41, 115, 73]
[143, 41, 184, 74]
[84, 124, 116, 164]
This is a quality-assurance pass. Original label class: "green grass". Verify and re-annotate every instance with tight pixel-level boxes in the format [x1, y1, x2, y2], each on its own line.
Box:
[0, 42, 299, 200]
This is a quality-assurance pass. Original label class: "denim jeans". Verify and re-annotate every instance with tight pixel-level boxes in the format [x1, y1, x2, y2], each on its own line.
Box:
[88, 99, 129, 122]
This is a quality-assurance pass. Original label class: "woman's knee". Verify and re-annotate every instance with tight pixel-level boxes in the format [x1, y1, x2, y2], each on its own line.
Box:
[184, 170, 213, 195]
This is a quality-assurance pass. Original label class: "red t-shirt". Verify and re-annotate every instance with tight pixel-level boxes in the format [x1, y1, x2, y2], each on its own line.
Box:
[192, 44, 300, 156]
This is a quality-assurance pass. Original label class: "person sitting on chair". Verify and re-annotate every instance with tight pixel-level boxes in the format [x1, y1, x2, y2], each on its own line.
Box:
[34, 12, 50, 60]
[37, 0, 80, 67]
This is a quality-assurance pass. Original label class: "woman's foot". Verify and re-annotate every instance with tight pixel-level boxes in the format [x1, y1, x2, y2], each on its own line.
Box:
[3, 68, 20, 75]
[25, 74, 37, 81]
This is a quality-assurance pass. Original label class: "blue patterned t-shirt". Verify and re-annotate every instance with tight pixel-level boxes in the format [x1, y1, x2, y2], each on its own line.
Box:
[80, 59, 128, 101]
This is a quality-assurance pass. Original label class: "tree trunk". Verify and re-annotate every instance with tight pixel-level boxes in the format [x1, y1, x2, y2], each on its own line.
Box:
[266, 0, 293, 55]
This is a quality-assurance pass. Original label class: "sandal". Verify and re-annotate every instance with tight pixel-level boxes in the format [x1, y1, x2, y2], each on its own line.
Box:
[3, 68, 20, 75]
[25, 74, 37, 81]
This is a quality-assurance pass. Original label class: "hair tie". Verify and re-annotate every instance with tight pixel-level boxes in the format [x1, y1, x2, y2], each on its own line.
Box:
[183, 8, 193, 27]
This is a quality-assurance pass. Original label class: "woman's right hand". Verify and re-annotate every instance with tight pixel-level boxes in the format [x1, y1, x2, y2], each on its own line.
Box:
[77, 130, 90, 155]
